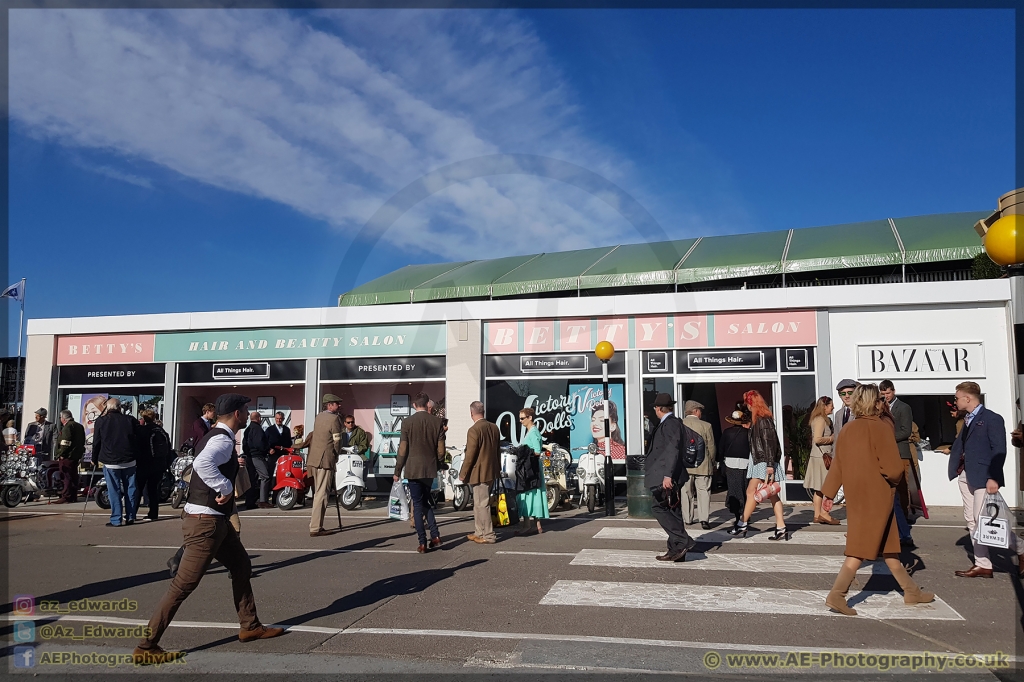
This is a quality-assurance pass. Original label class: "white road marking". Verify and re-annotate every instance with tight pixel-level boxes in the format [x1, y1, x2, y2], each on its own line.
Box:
[571, 549, 890, 574]
[540, 580, 963, 621]
[1, 614, 986, 658]
[495, 551, 579, 557]
[594, 526, 849, 545]
[92, 544, 416, 554]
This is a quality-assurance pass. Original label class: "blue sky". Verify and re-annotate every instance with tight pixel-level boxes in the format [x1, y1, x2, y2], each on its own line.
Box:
[7, 8, 1015, 354]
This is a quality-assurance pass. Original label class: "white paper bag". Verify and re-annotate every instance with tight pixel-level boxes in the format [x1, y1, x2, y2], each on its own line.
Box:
[975, 492, 1011, 549]
[388, 481, 409, 521]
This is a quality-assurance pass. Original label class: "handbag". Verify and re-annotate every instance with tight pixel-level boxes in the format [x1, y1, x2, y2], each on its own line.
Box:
[822, 453, 833, 470]
[234, 464, 252, 499]
[491, 478, 520, 527]
[753, 474, 782, 503]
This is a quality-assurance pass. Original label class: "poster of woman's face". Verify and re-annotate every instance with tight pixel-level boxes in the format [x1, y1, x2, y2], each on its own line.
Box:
[81, 394, 108, 451]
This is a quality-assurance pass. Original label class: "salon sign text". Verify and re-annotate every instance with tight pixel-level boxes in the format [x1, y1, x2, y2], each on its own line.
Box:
[857, 343, 985, 379]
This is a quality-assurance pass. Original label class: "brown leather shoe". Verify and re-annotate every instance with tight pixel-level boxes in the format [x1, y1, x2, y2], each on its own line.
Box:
[417, 544, 427, 553]
[430, 537, 442, 549]
[656, 550, 685, 562]
[955, 566, 994, 578]
[133, 645, 185, 665]
[258, 502, 273, 509]
[466, 534, 481, 542]
[817, 515, 841, 525]
[239, 625, 285, 642]
[310, 529, 331, 537]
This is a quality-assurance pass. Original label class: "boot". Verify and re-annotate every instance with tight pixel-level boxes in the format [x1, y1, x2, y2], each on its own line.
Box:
[888, 559, 935, 605]
[825, 565, 859, 615]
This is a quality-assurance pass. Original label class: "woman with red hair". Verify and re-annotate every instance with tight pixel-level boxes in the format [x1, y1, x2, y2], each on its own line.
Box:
[727, 390, 788, 540]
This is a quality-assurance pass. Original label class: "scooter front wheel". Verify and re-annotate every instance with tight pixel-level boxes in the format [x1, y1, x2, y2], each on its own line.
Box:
[340, 485, 362, 510]
[546, 485, 558, 513]
[452, 485, 472, 511]
[96, 487, 111, 510]
[2, 485, 24, 508]
[586, 484, 597, 513]
[170, 488, 185, 509]
[276, 487, 299, 511]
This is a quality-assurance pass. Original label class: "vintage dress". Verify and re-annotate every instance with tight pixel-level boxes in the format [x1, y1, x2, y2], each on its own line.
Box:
[821, 415, 904, 559]
[515, 427, 549, 519]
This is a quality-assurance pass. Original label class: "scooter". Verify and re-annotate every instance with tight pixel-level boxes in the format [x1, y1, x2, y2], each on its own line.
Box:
[168, 444, 195, 510]
[274, 447, 311, 511]
[542, 443, 572, 513]
[1, 446, 43, 507]
[335, 447, 366, 510]
[442, 445, 472, 511]
[573, 443, 607, 513]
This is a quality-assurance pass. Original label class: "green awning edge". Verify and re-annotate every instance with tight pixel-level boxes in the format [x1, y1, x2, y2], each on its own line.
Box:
[904, 244, 983, 265]
[785, 253, 903, 273]
[676, 262, 783, 284]
[491, 276, 585, 297]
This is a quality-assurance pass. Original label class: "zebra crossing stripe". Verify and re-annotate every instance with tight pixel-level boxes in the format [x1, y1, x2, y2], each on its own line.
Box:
[571, 549, 890, 574]
[594, 526, 848, 545]
[540, 580, 963, 621]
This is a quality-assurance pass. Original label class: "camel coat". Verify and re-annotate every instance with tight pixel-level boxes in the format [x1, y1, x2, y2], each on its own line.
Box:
[821, 415, 904, 560]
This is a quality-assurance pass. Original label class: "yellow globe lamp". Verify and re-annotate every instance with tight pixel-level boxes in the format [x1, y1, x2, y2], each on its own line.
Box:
[595, 341, 615, 362]
[984, 213, 1024, 266]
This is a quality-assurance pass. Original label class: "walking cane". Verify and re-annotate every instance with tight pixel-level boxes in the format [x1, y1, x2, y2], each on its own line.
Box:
[332, 474, 343, 531]
[79, 465, 95, 528]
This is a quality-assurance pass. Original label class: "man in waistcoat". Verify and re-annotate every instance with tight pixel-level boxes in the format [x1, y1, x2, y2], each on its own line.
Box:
[134, 394, 283, 664]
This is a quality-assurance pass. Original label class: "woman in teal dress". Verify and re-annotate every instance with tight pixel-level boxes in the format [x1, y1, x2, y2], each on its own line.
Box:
[516, 408, 549, 535]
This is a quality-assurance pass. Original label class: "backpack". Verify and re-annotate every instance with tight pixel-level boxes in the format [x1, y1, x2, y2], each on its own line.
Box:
[512, 444, 541, 493]
[679, 419, 706, 469]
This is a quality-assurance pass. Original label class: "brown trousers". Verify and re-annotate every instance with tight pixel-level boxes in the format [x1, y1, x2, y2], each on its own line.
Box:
[309, 467, 334, 533]
[472, 483, 495, 541]
[139, 514, 259, 648]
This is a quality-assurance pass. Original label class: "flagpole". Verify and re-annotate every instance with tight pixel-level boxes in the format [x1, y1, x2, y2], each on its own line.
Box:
[14, 279, 25, 418]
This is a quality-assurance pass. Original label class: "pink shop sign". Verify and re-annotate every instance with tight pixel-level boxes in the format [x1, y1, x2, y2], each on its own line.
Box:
[713, 311, 817, 348]
[57, 334, 157, 365]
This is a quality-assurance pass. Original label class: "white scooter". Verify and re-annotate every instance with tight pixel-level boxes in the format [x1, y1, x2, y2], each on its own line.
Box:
[335, 447, 366, 510]
[573, 443, 607, 513]
[442, 446, 472, 511]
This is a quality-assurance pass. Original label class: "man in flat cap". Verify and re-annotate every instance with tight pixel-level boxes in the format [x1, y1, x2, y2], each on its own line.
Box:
[680, 399, 716, 530]
[834, 379, 858, 442]
[25, 407, 56, 460]
[645, 393, 694, 562]
[134, 394, 283, 664]
[306, 394, 345, 537]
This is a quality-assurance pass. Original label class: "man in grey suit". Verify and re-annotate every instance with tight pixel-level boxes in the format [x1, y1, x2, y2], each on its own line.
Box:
[833, 379, 858, 442]
[881, 379, 916, 548]
[394, 392, 446, 553]
[645, 393, 693, 562]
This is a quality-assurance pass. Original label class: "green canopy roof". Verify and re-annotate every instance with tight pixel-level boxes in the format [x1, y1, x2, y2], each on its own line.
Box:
[339, 211, 988, 305]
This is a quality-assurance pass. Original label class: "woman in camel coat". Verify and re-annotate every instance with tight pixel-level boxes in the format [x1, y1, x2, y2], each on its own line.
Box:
[820, 383, 934, 615]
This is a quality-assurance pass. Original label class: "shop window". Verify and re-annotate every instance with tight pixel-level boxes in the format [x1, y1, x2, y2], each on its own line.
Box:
[60, 390, 164, 461]
[900, 394, 978, 451]
[486, 379, 627, 461]
[642, 378, 673, 452]
[780, 375, 816, 480]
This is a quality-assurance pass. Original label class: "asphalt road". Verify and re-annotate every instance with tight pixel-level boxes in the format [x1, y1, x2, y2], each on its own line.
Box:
[3, 493, 1023, 680]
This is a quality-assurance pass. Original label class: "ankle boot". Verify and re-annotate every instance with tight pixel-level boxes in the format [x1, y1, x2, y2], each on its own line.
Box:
[888, 560, 935, 605]
[825, 565, 859, 615]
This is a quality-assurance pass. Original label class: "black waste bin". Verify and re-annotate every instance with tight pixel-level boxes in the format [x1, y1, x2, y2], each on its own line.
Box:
[626, 454, 653, 519]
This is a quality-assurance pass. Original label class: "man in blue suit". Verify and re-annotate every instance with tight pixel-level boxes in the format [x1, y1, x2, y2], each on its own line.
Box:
[949, 381, 1024, 578]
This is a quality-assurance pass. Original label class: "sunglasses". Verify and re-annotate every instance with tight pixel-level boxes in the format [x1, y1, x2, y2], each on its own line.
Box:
[838, 391, 854, 397]
[344, 421, 354, 425]
[519, 416, 528, 421]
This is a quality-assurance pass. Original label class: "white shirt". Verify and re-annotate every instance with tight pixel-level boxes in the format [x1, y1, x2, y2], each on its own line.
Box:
[184, 421, 237, 516]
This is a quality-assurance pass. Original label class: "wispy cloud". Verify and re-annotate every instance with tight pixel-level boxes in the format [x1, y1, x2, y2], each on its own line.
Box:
[71, 157, 154, 188]
[10, 9, 656, 260]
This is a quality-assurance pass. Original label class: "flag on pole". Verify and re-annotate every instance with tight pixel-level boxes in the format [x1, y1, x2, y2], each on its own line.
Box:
[1, 280, 24, 302]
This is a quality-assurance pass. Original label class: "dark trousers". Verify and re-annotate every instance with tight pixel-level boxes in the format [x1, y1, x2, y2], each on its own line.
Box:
[407, 479, 439, 546]
[651, 491, 692, 554]
[244, 456, 260, 508]
[896, 460, 912, 517]
[58, 458, 79, 502]
[135, 462, 164, 518]
[251, 455, 275, 504]
[140, 514, 259, 649]
[725, 467, 747, 520]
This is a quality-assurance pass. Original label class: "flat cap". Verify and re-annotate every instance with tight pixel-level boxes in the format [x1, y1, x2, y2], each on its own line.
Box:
[835, 378, 858, 391]
[215, 393, 251, 415]
[35, 408, 47, 417]
[322, 394, 343, 404]
[683, 400, 704, 414]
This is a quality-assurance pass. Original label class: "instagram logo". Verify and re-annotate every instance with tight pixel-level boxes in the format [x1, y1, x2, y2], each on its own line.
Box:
[13, 595, 35, 616]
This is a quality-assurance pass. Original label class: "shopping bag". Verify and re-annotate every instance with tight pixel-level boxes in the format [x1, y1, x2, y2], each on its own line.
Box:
[234, 464, 252, 499]
[388, 481, 410, 521]
[491, 479, 520, 527]
[753, 477, 782, 504]
[974, 492, 1011, 549]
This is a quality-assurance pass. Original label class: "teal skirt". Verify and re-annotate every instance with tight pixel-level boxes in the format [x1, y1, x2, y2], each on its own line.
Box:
[516, 469, 550, 519]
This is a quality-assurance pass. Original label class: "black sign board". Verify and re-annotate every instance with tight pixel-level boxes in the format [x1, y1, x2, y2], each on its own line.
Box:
[320, 356, 446, 381]
[486, 353, 625, 378]
[677, 348, 778, 374]
[643, 351, 673, 374]
[59, 363, 165, 386]
[177, 360, 306, 384]
[782, 347, 815, 372]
